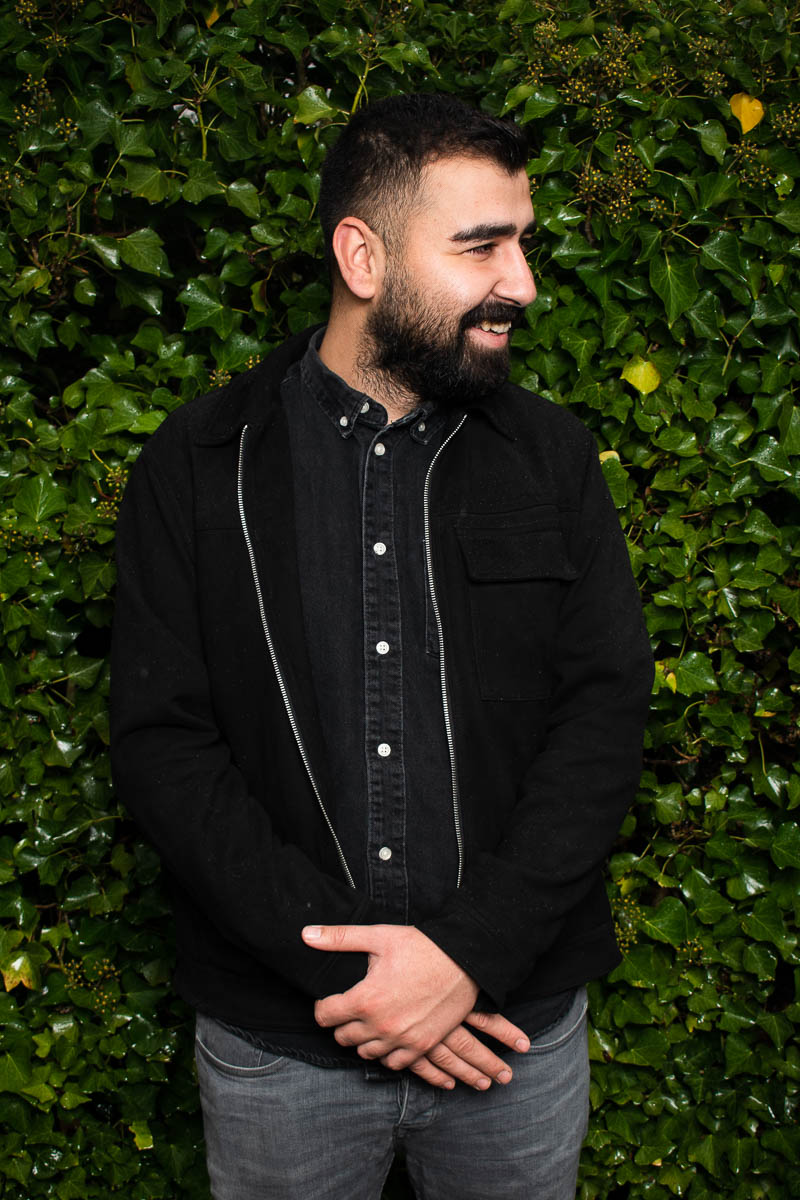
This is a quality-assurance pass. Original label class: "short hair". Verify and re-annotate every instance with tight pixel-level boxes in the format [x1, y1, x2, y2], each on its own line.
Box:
[318, 93, 529, 277]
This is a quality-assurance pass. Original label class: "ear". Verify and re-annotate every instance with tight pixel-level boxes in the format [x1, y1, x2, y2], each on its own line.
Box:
[331, 217, 385, 300]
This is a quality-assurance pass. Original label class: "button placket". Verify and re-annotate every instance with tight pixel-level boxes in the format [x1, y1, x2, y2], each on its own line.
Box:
[362, 428, 407, 910]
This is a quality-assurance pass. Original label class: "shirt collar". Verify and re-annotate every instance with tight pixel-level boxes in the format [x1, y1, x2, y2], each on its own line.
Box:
[299, 328, 447, 445]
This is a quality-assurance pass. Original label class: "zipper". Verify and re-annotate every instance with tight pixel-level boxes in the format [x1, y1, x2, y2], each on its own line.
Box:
[423, 414, 468, 888]
[237, 425, 356, 889]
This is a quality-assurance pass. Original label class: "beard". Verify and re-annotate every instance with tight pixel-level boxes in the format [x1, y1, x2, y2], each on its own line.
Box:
[359, 266, 525, 412]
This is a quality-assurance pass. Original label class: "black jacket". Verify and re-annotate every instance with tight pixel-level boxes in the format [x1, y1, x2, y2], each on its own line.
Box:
[110, 327, 654, 1032]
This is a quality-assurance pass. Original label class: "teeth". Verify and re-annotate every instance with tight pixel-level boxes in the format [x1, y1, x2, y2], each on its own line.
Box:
[479, 321, 511, 334]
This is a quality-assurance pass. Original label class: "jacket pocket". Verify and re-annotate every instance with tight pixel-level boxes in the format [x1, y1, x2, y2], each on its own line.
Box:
[457, 525, 578, 701]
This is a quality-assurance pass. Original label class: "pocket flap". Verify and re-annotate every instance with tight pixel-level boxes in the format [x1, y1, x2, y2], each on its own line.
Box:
[457, 527, 578, 582]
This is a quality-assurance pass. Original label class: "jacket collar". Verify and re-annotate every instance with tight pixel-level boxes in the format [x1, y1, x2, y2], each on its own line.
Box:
[192, 326, 321, 446]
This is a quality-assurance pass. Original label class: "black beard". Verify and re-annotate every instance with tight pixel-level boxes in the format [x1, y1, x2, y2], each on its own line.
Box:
[361, 269, 525, 412]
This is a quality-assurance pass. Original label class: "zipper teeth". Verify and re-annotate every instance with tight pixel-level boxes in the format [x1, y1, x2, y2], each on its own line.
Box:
[423, 414, 467, 889]
[237, 425, 356, 890]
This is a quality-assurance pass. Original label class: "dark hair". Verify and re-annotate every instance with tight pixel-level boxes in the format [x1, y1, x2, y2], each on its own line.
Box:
[318, 93, 529, 276]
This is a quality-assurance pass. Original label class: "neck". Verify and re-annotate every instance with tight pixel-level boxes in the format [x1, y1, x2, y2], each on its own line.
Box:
[319, 312, 420, 424]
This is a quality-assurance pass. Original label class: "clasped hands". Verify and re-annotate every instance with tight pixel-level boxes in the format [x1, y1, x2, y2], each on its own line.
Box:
[302, 923, 529, 1091]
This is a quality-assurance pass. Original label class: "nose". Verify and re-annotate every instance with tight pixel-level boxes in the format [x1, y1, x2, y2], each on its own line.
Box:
[496, 243, 537, 308]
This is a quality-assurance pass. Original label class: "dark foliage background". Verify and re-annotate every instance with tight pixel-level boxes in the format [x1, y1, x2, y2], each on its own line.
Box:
[0, 0, 798, 1195]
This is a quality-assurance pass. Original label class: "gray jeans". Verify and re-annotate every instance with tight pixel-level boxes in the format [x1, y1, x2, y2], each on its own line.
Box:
[195, 986, 590, 1200]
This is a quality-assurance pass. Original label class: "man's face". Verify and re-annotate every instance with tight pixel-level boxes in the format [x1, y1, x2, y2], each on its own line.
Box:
[363, 155, 537, 409]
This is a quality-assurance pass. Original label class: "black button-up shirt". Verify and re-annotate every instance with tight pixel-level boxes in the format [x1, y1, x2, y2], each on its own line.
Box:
[286, 333, 459, 923]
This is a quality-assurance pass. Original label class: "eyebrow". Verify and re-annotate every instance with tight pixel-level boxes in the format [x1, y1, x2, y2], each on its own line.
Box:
[449, 219, 537, 244]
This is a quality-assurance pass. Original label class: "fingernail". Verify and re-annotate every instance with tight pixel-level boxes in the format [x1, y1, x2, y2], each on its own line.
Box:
[475, 1077, 491, 1090]
[515, 1037, 530, 1052]
[497, 1069, 512, 1084]
[303, 926, 322, 940]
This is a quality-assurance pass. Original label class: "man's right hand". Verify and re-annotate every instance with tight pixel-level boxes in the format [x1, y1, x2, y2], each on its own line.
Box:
[406, 1010, 530, 1091]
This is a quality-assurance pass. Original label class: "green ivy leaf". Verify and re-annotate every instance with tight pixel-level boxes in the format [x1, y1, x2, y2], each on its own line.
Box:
[119, 230, 171, 277]
[640, 897, 690, 946]
[699, 230, 749, 284]
[692, 120, 728, 165]
[771, 822, 800, 869]
[14, 475, 67, 522]
[522, 87, 560, 121]
[183, 161, 226, 204]
[226, 179, 261, 218]
[674, 652, 718, 695]
[649, 253, 698, 326]
[294, 86, 338, 125]
[142, 0, 185, 37]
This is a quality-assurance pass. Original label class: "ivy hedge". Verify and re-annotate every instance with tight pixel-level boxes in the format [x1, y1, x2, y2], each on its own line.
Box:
[1, 0, 798, 1195]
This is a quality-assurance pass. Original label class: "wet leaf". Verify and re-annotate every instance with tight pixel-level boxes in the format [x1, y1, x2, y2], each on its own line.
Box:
[730, 92, 765, 133]
[622, 356, 661, 394]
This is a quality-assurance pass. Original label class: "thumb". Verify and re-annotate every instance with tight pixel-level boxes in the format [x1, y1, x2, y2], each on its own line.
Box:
[301, 923, 383, 953]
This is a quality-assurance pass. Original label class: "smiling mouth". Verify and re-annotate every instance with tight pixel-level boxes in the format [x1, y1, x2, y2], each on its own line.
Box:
[477, 321, 512, 334]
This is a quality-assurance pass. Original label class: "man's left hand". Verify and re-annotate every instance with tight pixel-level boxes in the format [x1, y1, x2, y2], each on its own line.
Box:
[303, 923, 478, 1070]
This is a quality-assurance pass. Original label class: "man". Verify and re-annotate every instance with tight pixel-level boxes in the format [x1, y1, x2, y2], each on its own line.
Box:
[111, 94, 653, 1199]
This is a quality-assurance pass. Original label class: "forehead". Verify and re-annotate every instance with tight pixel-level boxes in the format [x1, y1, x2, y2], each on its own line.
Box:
[411, 155, 534, 237]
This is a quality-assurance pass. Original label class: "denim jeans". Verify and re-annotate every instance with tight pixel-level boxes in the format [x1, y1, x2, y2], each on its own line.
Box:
[195, 986, 589, 1200]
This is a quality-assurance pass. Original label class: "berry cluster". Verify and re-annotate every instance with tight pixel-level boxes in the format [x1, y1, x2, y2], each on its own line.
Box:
[576, 163, 606, 203]
[95, 466, 127, 520]
[13, 102, 38, 130]
[55, 116, 77, 140]
[209, 367, 232, 389]
[731, 142, 774, 189]
[591, 106, 615, 130]
[677, 936, 704, 966]
[702, 69, 726, 94]
[656, 64, 680, 93]
[0, 521, 58, 566]
[773, 102, 800, 144]
[43, 29, 68, 51]
[63, 956, 122, 1019]
[561, 77, 593, 105]
[24, 73, 52, 107]
[550, 42, 580, 71]
[532, 18, 558, 43]
[613, 894, 643, 953]
[647, 196, 672, 222]
[15, 0, 37, 25]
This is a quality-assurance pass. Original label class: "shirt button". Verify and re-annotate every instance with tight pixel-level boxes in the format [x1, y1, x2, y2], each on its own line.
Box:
[373, 542, 387, 556]
[378, 846, 392, 861]
[376, 641, 389, 655]
[377, 742, 391, 757]
[374, 442, 386, 456]
[339, 415, 348, 427]
[361, 402, 369, 414]
[417, 421, 426, 433]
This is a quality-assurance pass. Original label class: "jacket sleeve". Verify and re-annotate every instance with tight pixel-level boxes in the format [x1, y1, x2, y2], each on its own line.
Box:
[110, 438, 384, 1000]
[419, 436, 654, 1008]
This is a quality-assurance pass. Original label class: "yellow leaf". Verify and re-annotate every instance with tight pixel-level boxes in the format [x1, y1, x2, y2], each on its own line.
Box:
[730, 92, 764, 133]
[205, 4, 221, 26]
[1, 952, 40, 991]
[621, 356, 661, 394]
[666, 672, 677, 694]
[130, 1121, 154, 1151]
[599, 450, 620, 463]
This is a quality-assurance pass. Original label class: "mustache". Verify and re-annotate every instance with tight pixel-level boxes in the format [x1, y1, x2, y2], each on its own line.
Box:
[459, 301, 527, 333]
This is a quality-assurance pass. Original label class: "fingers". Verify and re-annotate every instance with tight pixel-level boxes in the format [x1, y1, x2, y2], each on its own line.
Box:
[434, 1025, 513, 1086]
[465, 1010, 531, 1053]
[406, 1056, 457, 1091]
[302, 924, 384, 953]
[380, 1025, 514, 1090]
